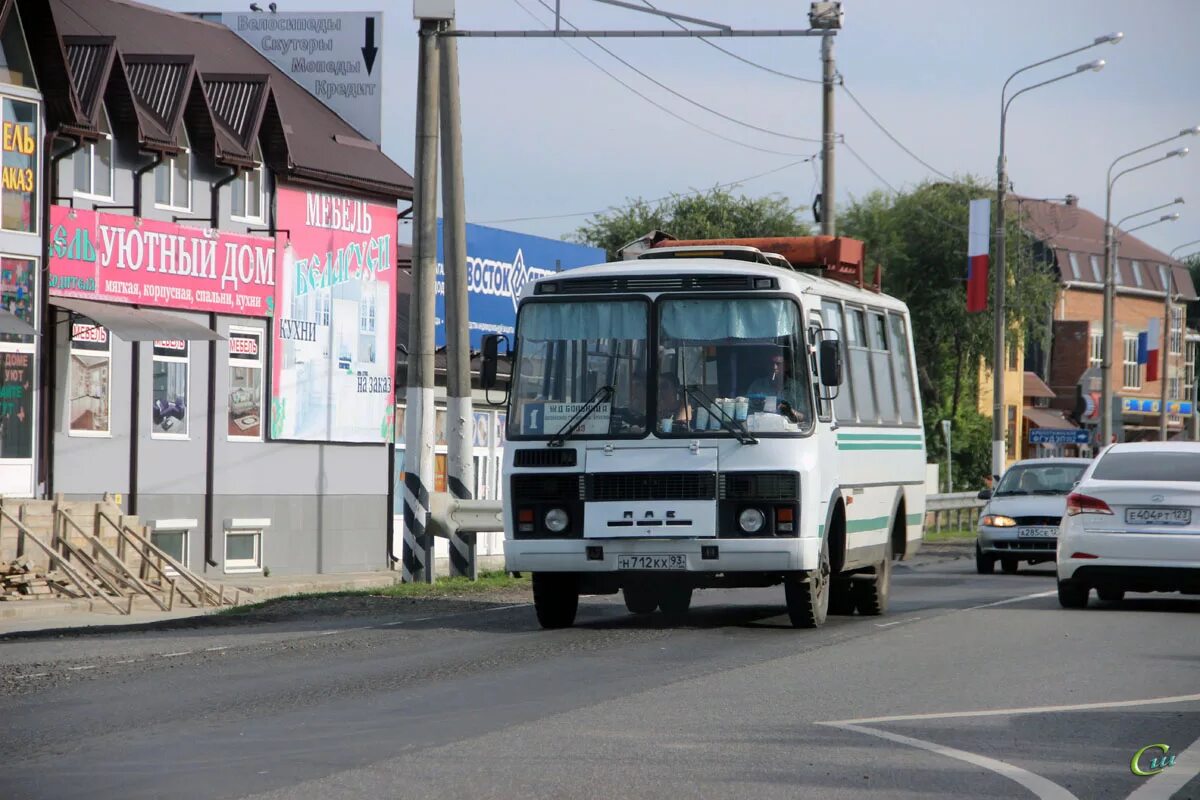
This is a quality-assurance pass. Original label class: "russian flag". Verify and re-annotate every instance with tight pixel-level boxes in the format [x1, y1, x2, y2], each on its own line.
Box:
[966, 199, 990, 313]
[1146, 318, 1161, 383]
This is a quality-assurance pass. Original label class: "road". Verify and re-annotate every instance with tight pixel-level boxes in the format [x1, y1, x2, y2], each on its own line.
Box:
[1, 544, 1197, 800]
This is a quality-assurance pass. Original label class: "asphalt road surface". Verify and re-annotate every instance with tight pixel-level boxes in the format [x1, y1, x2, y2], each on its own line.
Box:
[1, 544, 1198, 800]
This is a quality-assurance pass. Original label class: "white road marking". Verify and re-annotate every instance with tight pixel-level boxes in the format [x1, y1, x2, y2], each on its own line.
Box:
[1126, 733, 1200, 800]
[203, 646, 228, 652]
[823, 692, 1200, 726]
[876, 617, 921, 628]
[16, 672, 48, 679]
[67, 665, 96, 671]
[112, 659, 139, 665]
[485, 603, 529, 612]
[828, 722, 1079, 800]
[965, 590, 1057, 611]
[160, 651, 192, 658]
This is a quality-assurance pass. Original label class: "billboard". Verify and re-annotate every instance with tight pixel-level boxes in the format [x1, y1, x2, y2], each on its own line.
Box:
[271, 185, 396, 442]
[221, 12, 383, 144]
[434, 222, 604, 348]
[47, 207, 276, 316]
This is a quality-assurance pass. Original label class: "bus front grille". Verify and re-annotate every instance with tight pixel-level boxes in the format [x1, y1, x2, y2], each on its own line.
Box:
[587, 472, 717, 501]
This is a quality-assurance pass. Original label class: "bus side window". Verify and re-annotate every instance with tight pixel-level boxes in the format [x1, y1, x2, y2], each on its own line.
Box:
[808, 313, 832, 422]
[888, 312, 918, 424]
[868, 310, 899, 424]
[846, 306, 877, 423]
[821, 299, 856, 423]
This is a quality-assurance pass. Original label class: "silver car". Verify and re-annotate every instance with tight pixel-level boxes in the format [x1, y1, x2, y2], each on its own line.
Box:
[975, 458, 1091, 574]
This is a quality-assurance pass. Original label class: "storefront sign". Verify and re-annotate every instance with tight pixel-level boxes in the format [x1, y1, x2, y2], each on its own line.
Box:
[1, 97, 38, 233]
[47, 206, 277, 317]
[271, 185, 396, 443]
[434, 222, 604, 348]
[1121, 397, 1194, 416]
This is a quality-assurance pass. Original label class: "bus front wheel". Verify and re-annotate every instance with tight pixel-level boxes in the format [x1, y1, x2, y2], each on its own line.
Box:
[532, 573, 579, 629]
[786, 541, 830, 629]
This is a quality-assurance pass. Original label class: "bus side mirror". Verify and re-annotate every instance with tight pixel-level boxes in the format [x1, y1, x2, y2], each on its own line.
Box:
[481, 334, 503, 390]
[819, 339, 842, 387]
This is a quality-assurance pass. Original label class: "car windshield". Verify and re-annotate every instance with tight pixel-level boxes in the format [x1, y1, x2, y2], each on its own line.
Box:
[509, 300, 649, 438]
[995, 463, 1087, 495]
[656, 297, 814, 436]
[1092, 451, 1200, 482]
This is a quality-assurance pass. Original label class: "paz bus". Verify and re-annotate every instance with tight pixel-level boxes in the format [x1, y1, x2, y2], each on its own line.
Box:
[479, 235, 926, 629]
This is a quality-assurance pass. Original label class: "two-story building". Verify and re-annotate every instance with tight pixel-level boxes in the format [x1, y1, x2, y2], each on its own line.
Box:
[19, 0, 413, 576]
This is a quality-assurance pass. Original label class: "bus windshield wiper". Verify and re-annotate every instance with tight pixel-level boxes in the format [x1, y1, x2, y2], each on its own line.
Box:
[683, 384, 758, 445]
[548, 385, 615, 448]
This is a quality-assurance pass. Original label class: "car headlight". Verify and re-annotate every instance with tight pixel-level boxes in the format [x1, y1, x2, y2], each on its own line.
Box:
[544, 508, 569, 533]
[738, 507, 766, 533]
[981, 514, 1017, 528]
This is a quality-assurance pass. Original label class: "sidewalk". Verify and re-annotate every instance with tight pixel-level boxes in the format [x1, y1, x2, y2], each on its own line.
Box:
[0, 570, 401, 637]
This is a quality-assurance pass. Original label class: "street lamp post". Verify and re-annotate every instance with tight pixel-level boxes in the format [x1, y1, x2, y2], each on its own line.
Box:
[993, 40, 1116, 477]
[1169, 239, 1200, 260]
[1100, 132, 1198, 446]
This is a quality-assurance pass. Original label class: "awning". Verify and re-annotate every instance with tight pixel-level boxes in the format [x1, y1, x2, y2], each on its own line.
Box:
[51, 297, 224, 341]
[1023, 406, 1077, 430]
[1023, 372, 1055, 399]
[0, 309, 36, 336]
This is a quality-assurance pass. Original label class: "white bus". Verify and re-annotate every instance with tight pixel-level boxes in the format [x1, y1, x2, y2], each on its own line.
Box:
[480, 237, 926, 629]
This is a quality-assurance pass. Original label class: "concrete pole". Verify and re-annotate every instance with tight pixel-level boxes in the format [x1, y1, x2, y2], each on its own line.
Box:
[1159, 281, 1172, 441]
[439, 26, 477, 579]
[820, 32, 835, 237]
[402, 19, 441, 583]
[992, 127, 1008, 477]
[1100, 204, 1115, 447]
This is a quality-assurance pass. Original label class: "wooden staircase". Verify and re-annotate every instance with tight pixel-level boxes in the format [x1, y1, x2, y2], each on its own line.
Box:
[0, 495, 238, 614]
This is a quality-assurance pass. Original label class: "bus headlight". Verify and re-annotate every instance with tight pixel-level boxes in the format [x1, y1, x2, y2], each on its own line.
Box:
[738, 508, 766, 534]
[544, 508, 570, 533]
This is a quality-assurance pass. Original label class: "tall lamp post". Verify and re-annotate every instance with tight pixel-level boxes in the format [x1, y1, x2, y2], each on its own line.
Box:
[993, 35, 1118, 477]
[1169, 240, 1200, 260]
[1100, 133, 1198, 446]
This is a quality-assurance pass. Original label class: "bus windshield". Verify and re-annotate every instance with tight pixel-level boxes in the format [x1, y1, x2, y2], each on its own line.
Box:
[509, 300, 649, 439]
[657, 297, 814, 435]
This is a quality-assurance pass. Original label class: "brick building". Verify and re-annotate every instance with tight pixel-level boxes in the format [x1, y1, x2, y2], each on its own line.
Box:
[1018, 196, 1197, 448]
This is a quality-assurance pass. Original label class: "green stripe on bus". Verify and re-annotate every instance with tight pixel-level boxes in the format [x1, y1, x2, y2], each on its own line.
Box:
[906, 513, 923, 526]
[837, 443, 924, 450]
[846, 516, 890, 533]
[836, 433, 925, 441]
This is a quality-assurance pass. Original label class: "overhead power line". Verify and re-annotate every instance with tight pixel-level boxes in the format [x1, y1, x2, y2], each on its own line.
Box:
[841, 140, 966, 233]
[479, 155, 818, 224]
[510, 0, 811, 157]
[838, 78, 956, 182]
[528, 0, 822, 144]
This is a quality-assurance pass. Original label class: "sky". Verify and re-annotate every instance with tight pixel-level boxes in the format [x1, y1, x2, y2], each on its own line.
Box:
[163, 0, 1200, 256]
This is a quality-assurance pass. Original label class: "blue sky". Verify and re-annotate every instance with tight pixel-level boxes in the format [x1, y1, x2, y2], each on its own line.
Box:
[165, 0, 1200, 256]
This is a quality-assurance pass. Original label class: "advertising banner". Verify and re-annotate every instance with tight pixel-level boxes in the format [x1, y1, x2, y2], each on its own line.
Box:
[434, 222, 604, 348]
[47, 206, 276, 316]
[271, 185, 396, 442]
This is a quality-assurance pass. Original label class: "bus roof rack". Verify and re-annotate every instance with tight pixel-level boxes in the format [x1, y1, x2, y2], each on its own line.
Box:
[643, 235, 881, 292]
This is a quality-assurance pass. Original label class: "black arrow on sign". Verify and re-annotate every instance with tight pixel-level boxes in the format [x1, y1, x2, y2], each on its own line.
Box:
[362, 17, 378, 75]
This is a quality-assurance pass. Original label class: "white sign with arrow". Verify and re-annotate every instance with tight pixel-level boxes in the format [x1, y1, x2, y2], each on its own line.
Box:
[222, 11, 384, 144]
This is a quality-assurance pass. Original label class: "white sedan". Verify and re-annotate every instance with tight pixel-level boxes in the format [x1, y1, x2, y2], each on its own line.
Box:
[1057, 441, 1200, 608]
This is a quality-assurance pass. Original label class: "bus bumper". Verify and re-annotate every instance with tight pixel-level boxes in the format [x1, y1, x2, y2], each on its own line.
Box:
[504, 536, 817, 574]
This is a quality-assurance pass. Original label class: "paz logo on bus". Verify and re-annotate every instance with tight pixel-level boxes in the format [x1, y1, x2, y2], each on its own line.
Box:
[1131, 743, 1176, 776]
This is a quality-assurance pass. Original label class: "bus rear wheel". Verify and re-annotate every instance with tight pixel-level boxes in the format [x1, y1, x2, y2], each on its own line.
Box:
[658, 585, 693, 618]
[786, 541, 830, 628]
[623, 586, 658, 615]
[854, 537, 892, 616]
[532, 573, 579, 629]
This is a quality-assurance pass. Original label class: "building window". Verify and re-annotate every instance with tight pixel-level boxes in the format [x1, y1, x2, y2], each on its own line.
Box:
[1089, 255, 1103, 283]
[0, 8, 38, 89]
[1088, 327, 1103, 368]
[1169, 376, 1181, 401]
[73, 105, 113, 201]
[2, 96, 38, 233]
[1007, 342, 1019, 371]
[151, 339, 188, 438]
[228, 328, 263, 440]
[1170, 306, 1184, 355]
[224, 520, 267, 573]
[150, 519, 195, 572]
[1067, 252, 1081, 281]
[68, 320, 111, 436]
[155, 126, 191, 211]
[1123, 334, 1141, 390]
[359, 293, 376, 334]
[1131, 260, 1143, 287]
[1006, 405, 1017, 458]
[1186, 340, 1197, 402]
[230, 148, 265, 222]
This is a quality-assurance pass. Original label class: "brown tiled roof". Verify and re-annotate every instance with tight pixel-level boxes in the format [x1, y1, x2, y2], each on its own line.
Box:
[17, 0, 84, 130]
[203, 74, 269, 157]
[1012, 196, 1196, 300]
[122, 54, 195, 145]
[1023, 372, 1055, 399]
[41, 0, 412, 199]
[63, 35, 117, 126]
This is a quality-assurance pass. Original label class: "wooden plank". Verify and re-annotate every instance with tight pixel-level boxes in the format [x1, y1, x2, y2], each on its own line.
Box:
[58, 511, 167, 612]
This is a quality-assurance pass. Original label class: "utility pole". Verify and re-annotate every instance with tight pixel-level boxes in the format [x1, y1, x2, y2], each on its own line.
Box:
[439, 24, 476, 579]
[819, 30, 836, 236]
[402, 16, 442, 583]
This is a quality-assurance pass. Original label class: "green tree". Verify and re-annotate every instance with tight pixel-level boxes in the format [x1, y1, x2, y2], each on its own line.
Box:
[841, 179, 1058, 489]
[571, 188, 811, 260]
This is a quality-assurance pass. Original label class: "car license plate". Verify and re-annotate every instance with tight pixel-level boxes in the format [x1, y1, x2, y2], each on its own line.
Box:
[617, 554, 687, 570]
[1016, 527, 1058, 538]
[1125, 508, 1192, 526]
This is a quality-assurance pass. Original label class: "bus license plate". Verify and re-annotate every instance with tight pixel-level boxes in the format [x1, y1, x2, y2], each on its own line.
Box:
[617, 554, 687, 570]
[1125, 508, 1192, 526]
[1016, 527, 1058, 538]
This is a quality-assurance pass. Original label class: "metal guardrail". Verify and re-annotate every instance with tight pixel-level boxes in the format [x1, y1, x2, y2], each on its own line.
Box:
[925, 491, 985, 534]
